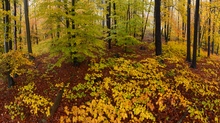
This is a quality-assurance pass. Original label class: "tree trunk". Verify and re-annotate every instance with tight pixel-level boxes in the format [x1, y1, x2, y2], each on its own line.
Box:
[186, 0, 191, 62]
[19, 4, 22, 50]
[155, 0, 162, 56]
[212, 11, 215, 54]
[64, 0, 70, 40]
[141, 0, 152, 41]
[207, 0, 211, 57]
[14, 0, 17, 50]
[56, 0, 61, 39]
[34, 4, 39, 45]
[24, 0, 34, 59]
[191, 0, 200, 68]
[4, 0, 15, 88]
[106, 0, 111, 49]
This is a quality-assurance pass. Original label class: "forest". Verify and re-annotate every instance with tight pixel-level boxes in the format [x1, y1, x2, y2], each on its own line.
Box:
[0, 0, 220, 122]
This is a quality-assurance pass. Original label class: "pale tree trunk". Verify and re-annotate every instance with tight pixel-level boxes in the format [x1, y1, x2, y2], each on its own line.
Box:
[141, 0, 152, 41]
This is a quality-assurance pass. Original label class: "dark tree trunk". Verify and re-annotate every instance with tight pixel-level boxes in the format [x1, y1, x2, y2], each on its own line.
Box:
[56, 0, 61, 39]
[14, 0, 17, 50]
[113, 2, 117, 28]
[155, 0, 162, 55]
[191, 0, 200, 68]
[72, 0, 78, 66]
[106, 0, 111, 49]
[186, 0, 191, 62]
[212, 12, 215, 54]
[4, 0, 15, 88]
[113, 2, 117, 42]
[72, 0, 75, 38]
[24, 0, 34, 59]
[64, 0, 70, 39]
[207, 16, 211, 57]
[19, 4, 22, 50]
[207, 0, 211, 57]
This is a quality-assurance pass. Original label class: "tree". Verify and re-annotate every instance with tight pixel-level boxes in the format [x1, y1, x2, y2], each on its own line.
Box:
[141, 0, 152, 41]
[4, 0, 15, 87]
[106, 0, 111, 49]
[155, 0, 162, 56]
[191, 0, 200, 68]
[207, 0, 211, 57]
[13, 0, 17, 50]
[19, 3, 22, 50]
[24, 0, 33, 59]
[186, 0, 191, 62]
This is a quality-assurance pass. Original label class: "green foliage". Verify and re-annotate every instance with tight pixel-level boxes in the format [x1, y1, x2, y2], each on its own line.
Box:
[5, 82, 53, 120]
[39, 0, 105, 67]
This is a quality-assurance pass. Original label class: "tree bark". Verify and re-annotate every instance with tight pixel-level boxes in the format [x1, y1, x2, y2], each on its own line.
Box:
[24, 0, 34, 59]
[191, 0, 200, 68]
[14, 0, 17, 50]
[155, 0, 162, 56]
[106, 0, 111, 49]
[141, 0, 152, 41]
[19, 4, 22, 50]
[207, 0, 211, 57]
[4, 0, 15, 87]
[186, 0, 191, 62]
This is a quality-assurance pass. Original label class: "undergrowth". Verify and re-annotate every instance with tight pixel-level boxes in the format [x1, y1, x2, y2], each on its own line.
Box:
[59, 42, 220, 122]
[4, 41, 220, 122]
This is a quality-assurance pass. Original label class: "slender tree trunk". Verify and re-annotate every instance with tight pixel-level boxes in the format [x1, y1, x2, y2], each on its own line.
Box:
[155, 0, 162, 55]
[14, 0, 17, 50]
[106, 0, 111, 49]
[191, 0, 200, 68]
[64, 0, 70, 39]
[4, 0, 15, 87]
[141, 0, 152, 41]
[72, 0, 75, 38]
[212, 11, 215, 54]
[207, 0, 211, 57]
[198, 19, 202, 57]
[19, 4, 22, 50]
[56, 0, 61, 39]
[34, 4, 38, 45]
[207, 16, 211, 57]
[126, 3, 130, 33]
[186, 0, 191, 62]
[178, 12, 180, 41]
[24, 0, 33, 59]
[113, 2, 117, 43]
[182, 22, 185, 41]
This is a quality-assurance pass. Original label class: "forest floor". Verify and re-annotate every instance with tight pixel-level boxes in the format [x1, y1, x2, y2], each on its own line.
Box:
[1, 36, 220, 123]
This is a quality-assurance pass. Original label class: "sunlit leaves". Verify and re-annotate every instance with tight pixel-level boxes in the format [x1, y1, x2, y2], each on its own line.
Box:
[5, 82, 53, 119]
